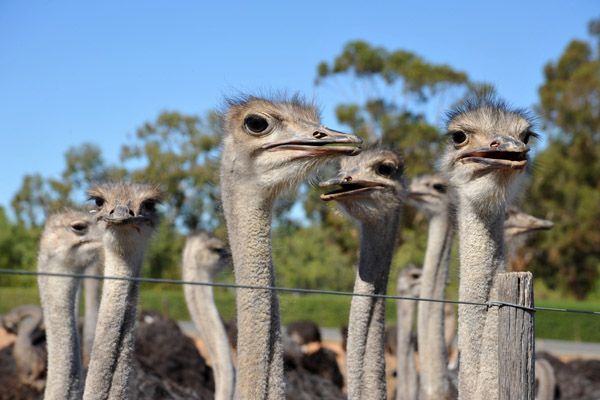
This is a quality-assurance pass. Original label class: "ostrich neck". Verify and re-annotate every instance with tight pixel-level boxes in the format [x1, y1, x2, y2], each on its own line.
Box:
[83, 240, 147, 400]
[222, 185, 284, 400]
[39, 259, 83, 400]
[457, 199, 505, 400]
[347, 209, 401, 400]
[183, 267, 235, 400]
[417, 212, 455, 400]
[396, 290, 418, 400]
[82, 262, 101, 368]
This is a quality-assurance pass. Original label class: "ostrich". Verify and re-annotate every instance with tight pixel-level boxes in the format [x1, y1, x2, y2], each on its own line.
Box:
[286, 320, 322, 347]
[438, 96, 536, 399]
[219, 317, 345, 394]
[282, 336, 346, 400]
[320, 145, 407, 399]
[219, 94, 362, 399]
[406, 174, 455, 400]
[504, 207, 553, 272]
[37, 209, 103, 400]
[82, 262, 102, 368]
[182, 232, 234, 400]
[285, 320, 344, 389]
[0, 304, 46, 392]
[536, 351, 600, 400]
[534, 358, 556, 400]
[394, 265, 422, 400]
[83, 181, 163, 400]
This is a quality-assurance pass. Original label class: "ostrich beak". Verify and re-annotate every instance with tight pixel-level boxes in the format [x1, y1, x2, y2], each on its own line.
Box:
[98, 205, 150, 227]
[505, 216, 554, 234]
[262, 127, 363, 157]
[458, 136, 529, 170]
[319, 172, 387, 201]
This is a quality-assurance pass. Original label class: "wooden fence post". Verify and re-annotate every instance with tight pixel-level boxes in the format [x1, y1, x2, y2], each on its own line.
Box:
[497, 272, 535, 400]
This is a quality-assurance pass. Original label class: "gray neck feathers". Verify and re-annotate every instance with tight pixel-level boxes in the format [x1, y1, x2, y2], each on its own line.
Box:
[83, 239, 148, 400]
[38, 257, 84, 400]
[183, 257, 235, 400]
[221, 185, 284, 400]
[82, 262, 101, 368]
[395, 280, 418, 400]
[456, 198, 505, 400]
[347, 209, 401, 400]
[418, 213, 455, 400]
[535, 359, 556, 400]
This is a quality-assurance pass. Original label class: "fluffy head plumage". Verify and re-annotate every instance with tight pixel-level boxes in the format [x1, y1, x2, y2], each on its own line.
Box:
[183, 232, 230, 279]
[438, 96, 537, 213]
[38, 209, 103, 273]
[407, 174, 454, 218]
[320, 143, 406, 222]
[219, 94, 362, 201]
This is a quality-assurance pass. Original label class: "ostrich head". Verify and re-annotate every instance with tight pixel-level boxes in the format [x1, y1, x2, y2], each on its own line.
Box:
[39, 209, 103, 272]
[183, 232, 230, 279]
[319, 145, 406, 222]
[504, 207, 553, 239]
[220, 95, 363, 200]
[407, 174, 453, 218]
[397, 264, 423, 297]
[438, 96, 537, 212]
[87, 182, 163, 252]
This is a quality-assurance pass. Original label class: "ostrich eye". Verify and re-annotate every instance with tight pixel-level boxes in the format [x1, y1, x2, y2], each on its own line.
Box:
[93, 197, 105, 207]
[70, 221, 89, 233]
[244, 115, 270, 134]
[377, 162, 396, 176]
[141, 200, 156, 213]
[451, 131, 467, 145]
[523, 131, 532, 144]
[410, 273, 420, 279]
[432, 183, 447, 193]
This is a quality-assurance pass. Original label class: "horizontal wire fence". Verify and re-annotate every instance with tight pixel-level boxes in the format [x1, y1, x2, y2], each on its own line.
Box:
[1, 269, 598, 316]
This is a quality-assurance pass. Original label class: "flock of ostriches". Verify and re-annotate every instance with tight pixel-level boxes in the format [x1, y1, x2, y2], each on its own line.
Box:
[1, 94, 598, 400]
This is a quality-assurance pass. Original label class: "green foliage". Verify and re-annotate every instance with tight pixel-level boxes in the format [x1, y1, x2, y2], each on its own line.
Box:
[273, 222, 357, 292]
[142, 222, 187, 282]
[311, 40, 476, 289]
[63, 143, 127, 189]
[0, 207, 40, 287]
[527, 20, 600, 298]
[316, 41, 467, 100]
[11, 173, 74, 228]
[121, 110, 222, 231]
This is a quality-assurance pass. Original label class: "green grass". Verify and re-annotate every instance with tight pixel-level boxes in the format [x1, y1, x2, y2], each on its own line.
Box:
[1, 286, 599, 343]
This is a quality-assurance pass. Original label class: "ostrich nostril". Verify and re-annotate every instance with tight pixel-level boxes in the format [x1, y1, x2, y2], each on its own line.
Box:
[129, 210, 134, 216]
[109, 209, 115, 215]
[343, 176, 352, 182]
[490, 141, 500, 148]
[313, 131, 327, 139]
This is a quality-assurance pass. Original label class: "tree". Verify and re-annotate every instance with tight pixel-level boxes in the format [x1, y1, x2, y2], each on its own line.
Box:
[121, 110, 222, 231]
[299, 41, 474, 292]
[11, 143, 125, 227]
[0, 206, 41, 287]
[11, 173, 73, 228]
[526, 18, 600, 298]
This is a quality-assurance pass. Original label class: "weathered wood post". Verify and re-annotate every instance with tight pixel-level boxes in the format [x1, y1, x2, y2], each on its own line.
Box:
[497, 272, 535, 400]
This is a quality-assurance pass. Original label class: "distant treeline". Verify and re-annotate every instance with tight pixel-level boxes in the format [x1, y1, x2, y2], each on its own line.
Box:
[2, 18, 599, 299]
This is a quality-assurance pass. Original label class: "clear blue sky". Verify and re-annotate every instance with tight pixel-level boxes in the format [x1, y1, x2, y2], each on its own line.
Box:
[0, 1, 596, 216]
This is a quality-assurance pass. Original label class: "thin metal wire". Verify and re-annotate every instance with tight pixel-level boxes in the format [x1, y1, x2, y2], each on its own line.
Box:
[1, 268, 599, 315]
